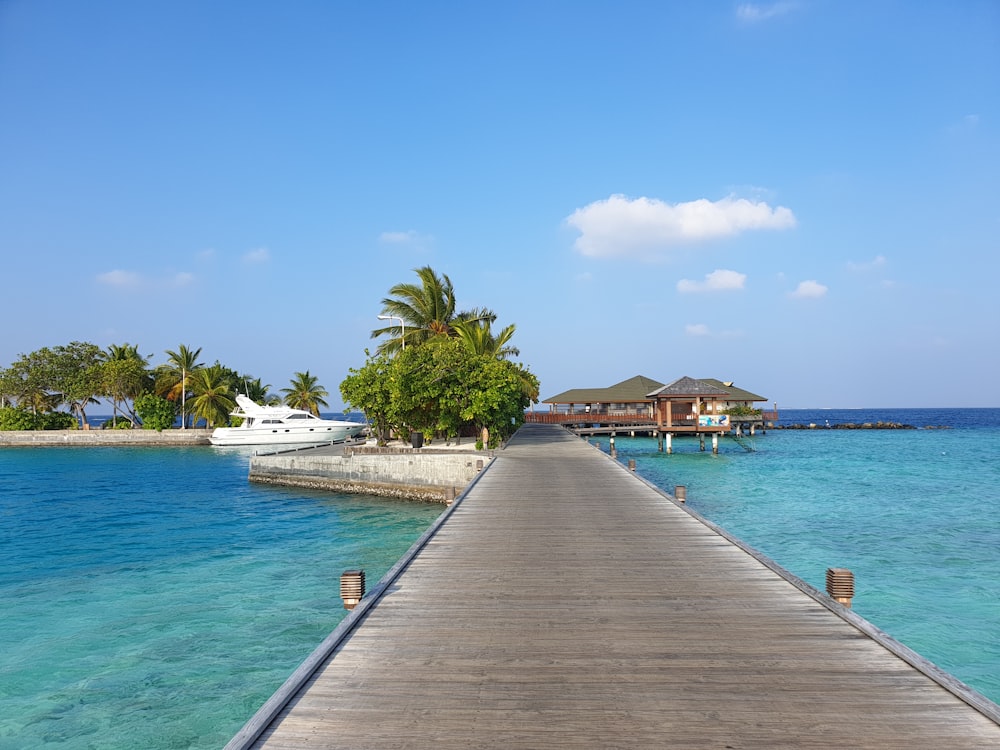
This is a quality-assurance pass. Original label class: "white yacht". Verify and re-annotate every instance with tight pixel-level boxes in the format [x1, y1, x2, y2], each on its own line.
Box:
[209, 395, 367, 446]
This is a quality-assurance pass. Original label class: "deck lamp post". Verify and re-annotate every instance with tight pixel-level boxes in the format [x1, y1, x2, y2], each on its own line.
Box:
[340, 569, 366, 610]
[377, 314, 405, 350]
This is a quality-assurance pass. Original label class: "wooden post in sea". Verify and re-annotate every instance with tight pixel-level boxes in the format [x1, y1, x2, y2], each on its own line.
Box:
[712, 433, 719, 454]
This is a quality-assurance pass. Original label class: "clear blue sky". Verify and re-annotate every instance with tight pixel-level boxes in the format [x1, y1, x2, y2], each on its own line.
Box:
[1, 1, 997, 409]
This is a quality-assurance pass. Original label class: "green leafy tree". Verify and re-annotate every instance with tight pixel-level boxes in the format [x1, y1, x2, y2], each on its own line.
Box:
[281, 371, 328, 416]
[2, 348, 57, 415]
[464, 356, 537, 447]
[390, 340, 453, 438]
[340, 352, 396, 444]
[188, 365, 235, 427]
[0, 343, 106, 426]
[38, 411, 75, 430]
[723, 405, 762, 418]
[134, 392, 179, 431]
[0, 369, 15, 408]
[102, 343, 153, 427]
[53, 342, 105, 427]
[0, 406, 35, 430]
[451, 319, 538, 407]
[341, 337, 537, 448]
[101, 357, 149, 427]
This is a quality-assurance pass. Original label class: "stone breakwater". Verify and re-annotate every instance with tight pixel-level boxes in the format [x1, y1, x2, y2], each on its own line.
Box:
[249, 445, 493, 504]
[0, 429, 213, 446]
[774, 422, 951, 430]
[2, 432, 492, 503]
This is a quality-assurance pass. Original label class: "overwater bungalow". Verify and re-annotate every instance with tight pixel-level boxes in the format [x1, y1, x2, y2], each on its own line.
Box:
[525, 375, 774, 445]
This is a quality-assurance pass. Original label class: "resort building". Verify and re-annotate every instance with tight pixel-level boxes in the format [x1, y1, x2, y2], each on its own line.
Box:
[526, 375, 773, 439]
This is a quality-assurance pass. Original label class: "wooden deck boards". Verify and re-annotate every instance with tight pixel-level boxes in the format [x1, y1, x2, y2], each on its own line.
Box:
[243, 424, 1000, 748]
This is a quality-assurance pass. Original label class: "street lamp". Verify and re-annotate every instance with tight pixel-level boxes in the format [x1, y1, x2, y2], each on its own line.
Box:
[377, 314, 405, 350]
[181, 366, 186, 430]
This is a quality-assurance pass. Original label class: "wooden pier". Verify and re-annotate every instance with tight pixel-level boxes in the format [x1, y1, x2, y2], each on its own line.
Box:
[229, 424, 1000, 749]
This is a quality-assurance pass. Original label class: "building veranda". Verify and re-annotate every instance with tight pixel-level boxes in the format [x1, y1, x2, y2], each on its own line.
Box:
[524, 375, 776, 452]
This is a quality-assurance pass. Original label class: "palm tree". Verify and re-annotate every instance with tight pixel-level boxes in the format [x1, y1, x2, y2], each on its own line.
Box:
[239, 376, 276, 405]
[374, 266, 495, 355]
[103, 343, 152, 426]
[452, 319, 520, 359]
[161, 345, 203, 428]
[106, 343, 149, 364]
[281, 371, 329, 416]
[188, 365, 235, 428]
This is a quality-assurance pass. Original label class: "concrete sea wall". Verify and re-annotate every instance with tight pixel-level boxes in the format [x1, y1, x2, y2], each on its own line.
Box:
[0, 429, 213, 446]
[249, 447, 492, 503]
[1, 431, 491, 502]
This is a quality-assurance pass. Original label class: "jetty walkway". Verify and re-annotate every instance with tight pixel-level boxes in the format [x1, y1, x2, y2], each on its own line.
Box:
[230, 424, 1000, 749]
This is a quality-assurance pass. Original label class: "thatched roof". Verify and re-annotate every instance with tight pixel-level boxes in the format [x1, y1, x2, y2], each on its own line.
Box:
[698, 378, 767, 403]
[543, 375, 766, 404]
[542, 375, 664, 404]
[646, 376, 732, 399]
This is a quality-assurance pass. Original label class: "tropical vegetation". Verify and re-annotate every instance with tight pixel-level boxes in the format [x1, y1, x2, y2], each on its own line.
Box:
[343, 265, 538, 448]
[0, 342, 324, 432]
[0, 265, 540, 442]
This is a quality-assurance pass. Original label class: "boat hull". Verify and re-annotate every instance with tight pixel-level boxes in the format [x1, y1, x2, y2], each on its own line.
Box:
[209, 423, 365, 446]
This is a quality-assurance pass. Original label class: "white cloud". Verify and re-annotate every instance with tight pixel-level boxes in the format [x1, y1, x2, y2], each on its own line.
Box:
[790, 280, 828, 299]
[97, 269, 143, 288]
[684, 323, 742, 339]
[947, 114, 981, 137]
[677, 269, 747, 293]
[379, 230, 419, 244]
[736, 2, 799, 23]
[97, 268, 198, 290]
[243, 247, 270, 264]
[378, 230, 434, 251]
[566, 194, 796, 260]
[847, 255, 887, 272]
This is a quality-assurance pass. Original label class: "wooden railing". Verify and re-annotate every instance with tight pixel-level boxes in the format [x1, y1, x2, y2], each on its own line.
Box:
[525, 409, 777, 427]
[523, 412, 654, 425]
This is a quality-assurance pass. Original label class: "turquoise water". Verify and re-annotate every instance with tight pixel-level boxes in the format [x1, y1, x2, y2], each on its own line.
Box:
[592, 408, 1000, 705]
[0, 447, 444, 749]
[3, 411, 998, 748]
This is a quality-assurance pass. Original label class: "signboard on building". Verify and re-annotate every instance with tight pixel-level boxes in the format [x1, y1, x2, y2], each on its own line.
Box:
[698, 414, 729, 427]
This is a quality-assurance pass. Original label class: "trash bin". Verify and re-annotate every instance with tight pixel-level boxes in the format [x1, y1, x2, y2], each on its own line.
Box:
[410, 432, 424, 449]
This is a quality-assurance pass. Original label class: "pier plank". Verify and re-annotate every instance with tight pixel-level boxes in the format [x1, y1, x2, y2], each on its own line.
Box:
[241, 424, 1000, 749]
